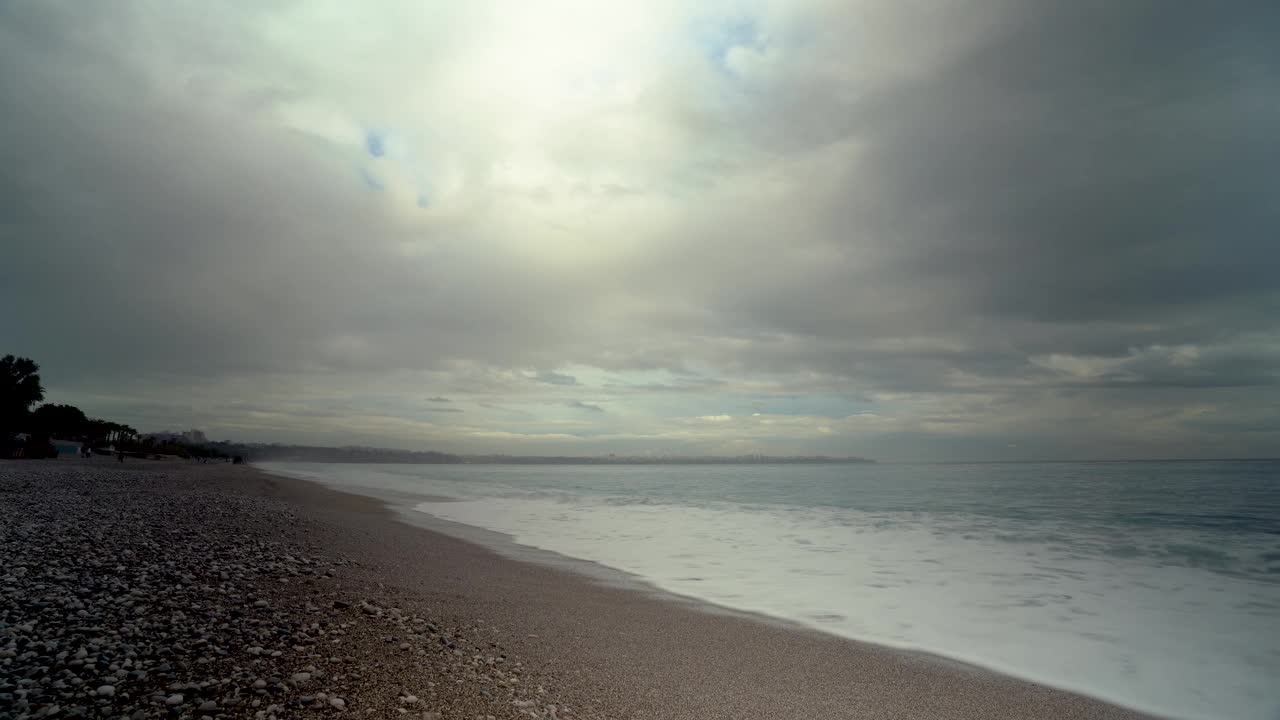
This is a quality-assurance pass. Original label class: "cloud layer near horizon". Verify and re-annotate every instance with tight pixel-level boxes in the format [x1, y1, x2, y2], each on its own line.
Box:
[3, 1, 1278, 460]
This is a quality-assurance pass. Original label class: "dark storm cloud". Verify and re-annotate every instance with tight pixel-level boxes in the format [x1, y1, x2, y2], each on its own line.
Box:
[663, 0, 1280, 393]
[857, 2, 1280, 327]
[566, 401, 605, 413]
[534, 372, 579, 387]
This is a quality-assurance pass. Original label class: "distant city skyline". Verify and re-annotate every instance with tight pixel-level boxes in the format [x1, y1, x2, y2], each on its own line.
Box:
[2, 2, 1278, 461]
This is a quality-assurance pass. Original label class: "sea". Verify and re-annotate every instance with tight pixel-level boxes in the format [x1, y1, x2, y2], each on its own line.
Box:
[258, 460, 1280, 720]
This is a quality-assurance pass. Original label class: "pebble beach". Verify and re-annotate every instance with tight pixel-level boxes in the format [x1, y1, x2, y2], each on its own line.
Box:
[0, 460, 1157, 720]
[0, 461, 573, 720]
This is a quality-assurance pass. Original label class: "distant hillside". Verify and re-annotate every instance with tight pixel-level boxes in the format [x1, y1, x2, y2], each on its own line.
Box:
[460, 454, 875, 465]
[222, 443, 462, 464]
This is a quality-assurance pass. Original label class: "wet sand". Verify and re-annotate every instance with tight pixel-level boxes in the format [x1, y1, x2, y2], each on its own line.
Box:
[251, 462, 1159, 720]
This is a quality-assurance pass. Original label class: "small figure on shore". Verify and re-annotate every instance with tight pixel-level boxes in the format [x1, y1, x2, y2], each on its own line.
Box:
[117, 450, 124, 463]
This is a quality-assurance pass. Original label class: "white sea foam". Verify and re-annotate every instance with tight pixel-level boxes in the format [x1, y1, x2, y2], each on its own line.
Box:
[261, 461, 1280, 720]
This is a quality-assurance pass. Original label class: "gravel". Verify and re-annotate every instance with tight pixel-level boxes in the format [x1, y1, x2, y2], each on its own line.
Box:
[0, 461, 583, 719]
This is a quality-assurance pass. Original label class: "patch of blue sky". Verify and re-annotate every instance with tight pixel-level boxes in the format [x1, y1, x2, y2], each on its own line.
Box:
[690, 8, 815, 83]
[356, 126, 434, 206]
[692, 13, 761, 71]
[359, 167, 384, 191]
[365, 129, 387, 158]
[683, 10, 777, 129]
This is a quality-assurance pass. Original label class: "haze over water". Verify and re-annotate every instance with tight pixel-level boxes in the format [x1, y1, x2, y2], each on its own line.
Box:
[264, 460, 1280, 720]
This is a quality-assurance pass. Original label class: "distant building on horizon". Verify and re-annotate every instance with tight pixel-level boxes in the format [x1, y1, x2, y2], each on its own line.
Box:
[143, 429, 209, 444]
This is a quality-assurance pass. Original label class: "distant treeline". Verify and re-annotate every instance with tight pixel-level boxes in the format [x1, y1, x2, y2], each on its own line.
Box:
[228, 443, 463, 464]
[14, 403, 231, 460]
[2, 354, 232, 460]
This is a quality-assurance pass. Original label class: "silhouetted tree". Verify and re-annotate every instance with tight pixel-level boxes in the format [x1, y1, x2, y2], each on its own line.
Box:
[30, 403, 90, 439]
[94, 422, 139, 448]
[2, 355, 45, 446]
[83, 418, 115, 447]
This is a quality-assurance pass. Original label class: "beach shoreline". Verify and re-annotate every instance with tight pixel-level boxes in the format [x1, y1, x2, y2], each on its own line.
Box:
[2, 459, 1160, 719]
[258, 461, 1161, 720]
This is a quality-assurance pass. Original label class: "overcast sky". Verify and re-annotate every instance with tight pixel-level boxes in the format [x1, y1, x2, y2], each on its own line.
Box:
[3, 1, 1278, 460]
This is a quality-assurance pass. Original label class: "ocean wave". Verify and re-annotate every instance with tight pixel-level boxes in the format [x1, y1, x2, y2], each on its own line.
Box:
[266, 460, 1280, 720]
